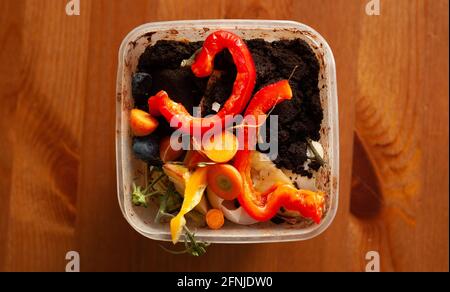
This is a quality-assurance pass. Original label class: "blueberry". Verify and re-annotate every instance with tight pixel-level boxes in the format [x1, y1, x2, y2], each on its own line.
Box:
[132, 72, 153, 98]
[132, 135, 162, 166]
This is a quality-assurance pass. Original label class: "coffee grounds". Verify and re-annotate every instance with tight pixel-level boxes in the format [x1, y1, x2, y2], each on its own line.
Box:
[135, 37, 322, 176]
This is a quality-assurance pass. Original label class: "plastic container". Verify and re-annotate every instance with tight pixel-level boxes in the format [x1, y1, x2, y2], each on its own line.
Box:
[116, 20, 339, 243]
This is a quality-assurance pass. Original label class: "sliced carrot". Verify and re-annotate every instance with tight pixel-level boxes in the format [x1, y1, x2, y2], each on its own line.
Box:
[130, 109, 159, 136]
[206, 209, 225, 230]
[202, 131, 238, 163]
[207, 164, 243, 201]
[160, 136, 185, 163]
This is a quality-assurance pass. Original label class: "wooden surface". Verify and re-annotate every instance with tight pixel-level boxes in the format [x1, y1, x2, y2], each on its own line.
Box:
[0, 0, 448, 272]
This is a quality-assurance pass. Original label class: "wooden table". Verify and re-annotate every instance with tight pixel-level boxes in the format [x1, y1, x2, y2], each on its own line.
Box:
[0, 0, 448, 272]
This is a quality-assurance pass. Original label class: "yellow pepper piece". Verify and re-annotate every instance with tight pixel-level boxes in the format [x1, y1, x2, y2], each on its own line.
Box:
[170, 167, 208, 244]
[202, 131, 239, 163]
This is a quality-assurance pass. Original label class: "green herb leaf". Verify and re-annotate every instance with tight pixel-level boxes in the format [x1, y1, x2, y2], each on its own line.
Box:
[131, 183, 150, 207]
[131, 184, 164, 208]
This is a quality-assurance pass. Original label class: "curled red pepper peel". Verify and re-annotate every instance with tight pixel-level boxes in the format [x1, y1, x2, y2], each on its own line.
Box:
[148, 30, 256, 134]
[233, 80, 325, 224]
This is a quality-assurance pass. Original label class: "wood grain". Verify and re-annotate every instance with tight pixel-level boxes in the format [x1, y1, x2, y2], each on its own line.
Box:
[351, 0, 449, 272]
[0, 0, 447, 272]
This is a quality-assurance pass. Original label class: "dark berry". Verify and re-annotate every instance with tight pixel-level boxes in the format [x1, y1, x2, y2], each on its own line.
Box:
[132, 135, 161, 166]
[132, 72, 152, 98]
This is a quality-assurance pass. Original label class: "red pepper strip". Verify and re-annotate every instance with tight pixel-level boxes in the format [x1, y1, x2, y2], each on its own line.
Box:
[234, 80, 325, 223]
[148, 30, 256, 134]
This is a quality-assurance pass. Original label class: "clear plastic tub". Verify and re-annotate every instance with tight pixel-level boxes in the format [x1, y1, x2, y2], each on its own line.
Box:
[116, 20, 339, 243]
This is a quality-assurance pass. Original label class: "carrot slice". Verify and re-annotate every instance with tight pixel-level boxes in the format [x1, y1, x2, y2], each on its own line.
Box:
[202, 131, 238, 163]
[207, 164, 243, 200]
[206, 209, 225, 230]
[130, 109, 159, 136]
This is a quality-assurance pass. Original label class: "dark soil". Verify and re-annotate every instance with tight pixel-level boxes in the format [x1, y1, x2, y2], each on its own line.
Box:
[134, 37, 322, 176]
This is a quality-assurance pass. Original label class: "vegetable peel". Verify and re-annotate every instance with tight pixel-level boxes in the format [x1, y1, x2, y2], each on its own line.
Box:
[170, 167, 208, 244]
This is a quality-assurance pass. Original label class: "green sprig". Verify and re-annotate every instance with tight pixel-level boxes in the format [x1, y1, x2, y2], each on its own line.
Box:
[157, 212, 210, 257]
[131, 183, 162, 208]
